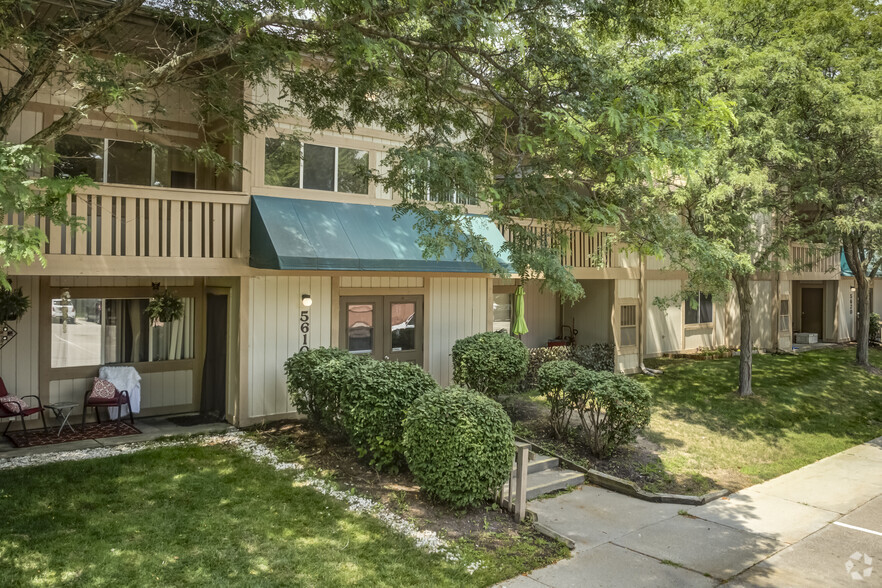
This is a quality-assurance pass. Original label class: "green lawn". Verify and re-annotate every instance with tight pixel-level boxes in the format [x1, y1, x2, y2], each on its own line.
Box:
[640, 347, 882, 491]
[0, 444, 554, 587]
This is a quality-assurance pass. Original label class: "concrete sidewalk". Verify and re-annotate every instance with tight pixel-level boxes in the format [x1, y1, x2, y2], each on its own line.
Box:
[499, 437, 882, 587]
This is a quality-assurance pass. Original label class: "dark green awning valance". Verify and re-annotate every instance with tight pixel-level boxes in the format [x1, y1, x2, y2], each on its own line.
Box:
[250, 195, 509, 273]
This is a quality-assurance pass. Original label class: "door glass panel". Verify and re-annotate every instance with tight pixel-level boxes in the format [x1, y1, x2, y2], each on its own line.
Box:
[347, 303, 374, 353]
[390, 302, 416, 352]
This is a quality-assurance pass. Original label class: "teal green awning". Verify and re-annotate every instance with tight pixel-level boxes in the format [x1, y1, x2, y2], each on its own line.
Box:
[250, 195, 509, 272]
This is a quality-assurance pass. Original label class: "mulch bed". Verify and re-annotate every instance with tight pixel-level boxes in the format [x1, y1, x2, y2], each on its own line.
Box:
[248, 420, 565, 556]
[5, 421, 141, 448]
[497, 394, 720, 496]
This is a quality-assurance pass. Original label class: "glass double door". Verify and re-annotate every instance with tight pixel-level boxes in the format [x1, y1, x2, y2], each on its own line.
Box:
[341, 296, 424, 365]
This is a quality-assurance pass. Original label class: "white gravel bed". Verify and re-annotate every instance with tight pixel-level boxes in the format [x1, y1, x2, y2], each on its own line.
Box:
[0, 430, 482, 574]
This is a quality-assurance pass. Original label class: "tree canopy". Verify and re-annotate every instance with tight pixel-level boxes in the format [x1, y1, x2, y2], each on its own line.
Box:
[0, 0, 722, 294]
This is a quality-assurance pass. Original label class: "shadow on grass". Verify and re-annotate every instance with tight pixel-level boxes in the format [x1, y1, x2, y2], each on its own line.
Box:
[0, 445, 485, 587]
[640, 347, 882, 445]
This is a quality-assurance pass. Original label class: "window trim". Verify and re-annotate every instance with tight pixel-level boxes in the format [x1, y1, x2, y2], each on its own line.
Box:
[55, 135, 198, 189]
[47, 286, 200, 379]
[617, 300, 638, 350]
[684, 291, 714, 327]
[779, 297, 791, 333]
[264, 137, 371, 196]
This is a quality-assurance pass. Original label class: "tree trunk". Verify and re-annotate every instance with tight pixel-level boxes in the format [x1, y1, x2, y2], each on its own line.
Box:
[843, 236, 871, 367]
[856, 279, 870, 366]
[734, 274, 753, 397]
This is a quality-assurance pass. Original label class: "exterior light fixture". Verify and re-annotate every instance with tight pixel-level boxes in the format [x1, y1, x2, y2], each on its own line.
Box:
[301, 294, 313, 307]
[851, 284, 856, 292]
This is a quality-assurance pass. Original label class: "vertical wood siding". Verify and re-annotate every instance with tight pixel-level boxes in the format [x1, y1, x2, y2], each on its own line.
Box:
[427, 277, 488, 386]
[645, 280, 683, 356]
[520, 281, 560, 349]
[48, 370, 193, 409]
[247, 275, 332, 419]
[339, 276, 423, 288]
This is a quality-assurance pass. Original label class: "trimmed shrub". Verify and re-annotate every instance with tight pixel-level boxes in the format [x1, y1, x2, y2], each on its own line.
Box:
[870, 313, 881, 343]
[403, 386, 515, 507]
[571, 343, 615, 372]
[452, 332, 529, 396]
[284, 347, 361, 430]
[522, 343, 614, 391]
[522, 346, 572, 391]
[340, 360, 438, 471]
[568, 370, 651, 457]
[536, 360, 585, 439]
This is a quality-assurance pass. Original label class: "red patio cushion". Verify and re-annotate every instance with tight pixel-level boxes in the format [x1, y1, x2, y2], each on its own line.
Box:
[0, 395, 28, 414]
[90, 378, 118, 401]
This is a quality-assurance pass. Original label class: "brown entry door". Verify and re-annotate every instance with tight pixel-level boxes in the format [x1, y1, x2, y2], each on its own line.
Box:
[341, 296, 424, 365]
[801, 288, 823, 335]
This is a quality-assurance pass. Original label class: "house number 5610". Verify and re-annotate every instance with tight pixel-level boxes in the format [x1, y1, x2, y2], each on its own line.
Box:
[299, 310, 310, 352]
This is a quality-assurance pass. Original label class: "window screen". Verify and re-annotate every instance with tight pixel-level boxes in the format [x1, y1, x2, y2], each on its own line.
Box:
[55, 135, 103, 182]
[302, 144, 335, 191]
[337, 148, 369, 194]
[620, 304, 637, 347]
[264, 138, 301, 188]
[686, 292, 713, 324]
[779, 299, 790, 332]
[107, 140, 152, 186]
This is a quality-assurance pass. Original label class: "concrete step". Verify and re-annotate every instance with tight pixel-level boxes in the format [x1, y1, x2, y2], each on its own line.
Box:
[527, 454, 559, 475]
[502, 467, 585, 502]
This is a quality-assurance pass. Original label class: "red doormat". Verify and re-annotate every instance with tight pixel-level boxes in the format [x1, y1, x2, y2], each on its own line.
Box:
[5, 421, 141, 448]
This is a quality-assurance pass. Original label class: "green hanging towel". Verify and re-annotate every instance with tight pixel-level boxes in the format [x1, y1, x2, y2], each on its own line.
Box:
[513, 285, 529, 335]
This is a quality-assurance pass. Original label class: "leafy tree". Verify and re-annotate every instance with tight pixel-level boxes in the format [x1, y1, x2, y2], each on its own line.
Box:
[620, 0, 816, 397]
[772, 0, 882, 369]
[0, 0, 721, 296]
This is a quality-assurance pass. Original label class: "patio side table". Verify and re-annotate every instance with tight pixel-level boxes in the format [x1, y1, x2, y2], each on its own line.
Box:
[45, 402, 78, 436]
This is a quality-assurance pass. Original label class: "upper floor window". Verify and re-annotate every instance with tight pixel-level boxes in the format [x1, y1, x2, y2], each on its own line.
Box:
[55, 135, 234, 191]
[264, 138, 369, 195]
[685, 291, 713, 325]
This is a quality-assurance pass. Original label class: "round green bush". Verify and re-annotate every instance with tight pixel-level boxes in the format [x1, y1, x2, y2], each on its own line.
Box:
[567, 370, 651, 457]
[452, 332, 529, 396]
[536, 360, 586, 438]
[403, 386, 515, 507]
[340, 360, 438, 471]
[284, 347, 361, 430]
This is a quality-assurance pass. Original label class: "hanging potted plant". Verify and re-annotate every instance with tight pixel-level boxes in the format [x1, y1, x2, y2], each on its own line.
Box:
[0, 286, 30, 322]
[146, 289, 184, 326]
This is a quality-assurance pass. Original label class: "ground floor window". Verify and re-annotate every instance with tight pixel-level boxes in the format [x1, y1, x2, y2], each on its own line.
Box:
[493, 293, 513, 334]
[51, 297, 195, 368]
[619, 304, 637, 347]
[780, 299, 790, 332]
[685, 291, 713, 325]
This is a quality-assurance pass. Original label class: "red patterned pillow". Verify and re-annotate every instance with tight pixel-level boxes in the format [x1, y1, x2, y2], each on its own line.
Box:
[90, 378, 118, 400]
[0, 395, 28, 414]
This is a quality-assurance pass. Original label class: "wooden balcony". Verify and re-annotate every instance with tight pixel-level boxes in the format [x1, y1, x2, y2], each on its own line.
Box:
[497, 224, 619, 269]
[12, 185, 249, 261]
[790, 244, 839, 276]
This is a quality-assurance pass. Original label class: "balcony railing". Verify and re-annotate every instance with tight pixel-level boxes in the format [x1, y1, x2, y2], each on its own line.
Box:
[790, 244, 839, 275]
[12, 187, 248, 260]
[497, 224, 619, 269]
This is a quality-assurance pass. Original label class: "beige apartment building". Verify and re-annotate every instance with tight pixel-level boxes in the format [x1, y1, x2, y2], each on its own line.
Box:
[0, 42, 868, 430]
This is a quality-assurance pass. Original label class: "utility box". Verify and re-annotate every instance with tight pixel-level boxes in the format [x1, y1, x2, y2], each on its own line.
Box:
[794, 333, 818, 344]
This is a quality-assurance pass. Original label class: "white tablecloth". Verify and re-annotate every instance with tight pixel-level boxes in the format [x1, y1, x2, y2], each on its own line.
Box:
[100, 365, 141, 418]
